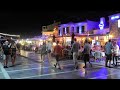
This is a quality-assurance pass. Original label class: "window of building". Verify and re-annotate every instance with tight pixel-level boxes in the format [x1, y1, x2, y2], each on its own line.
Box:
[63, 28, 65, 34]
[71, 27, 74, 32]
[66, 27, 69, 33]
[76, 26, 79, 33]
[59, 30, 60, 35]
[81, 26, 85, 33]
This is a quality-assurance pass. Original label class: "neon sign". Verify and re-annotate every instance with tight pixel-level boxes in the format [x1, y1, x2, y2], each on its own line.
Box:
[111, 15, 119, 20]
[99, 17, 105, 30]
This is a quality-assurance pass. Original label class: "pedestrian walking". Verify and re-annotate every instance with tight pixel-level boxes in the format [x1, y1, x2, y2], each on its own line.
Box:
[16, 43, 21, 54]
[83, 40, 92, 68]
[2, 40, 11, 68]
[71, 38, 80, 69]
[40, 42, 47, 62]
[10, 42, 18, 66]
[46, 41, 52, 63]
[112, 41, 119, 66]
[53, 41, 62, 69]
[104, 39, 113, 68]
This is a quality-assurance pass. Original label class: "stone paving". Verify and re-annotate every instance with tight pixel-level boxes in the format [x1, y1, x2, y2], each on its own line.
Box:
[0, 50, 120, 79]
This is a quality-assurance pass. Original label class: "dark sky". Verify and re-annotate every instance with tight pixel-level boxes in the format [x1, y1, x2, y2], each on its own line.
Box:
[0, 10, 119, 38]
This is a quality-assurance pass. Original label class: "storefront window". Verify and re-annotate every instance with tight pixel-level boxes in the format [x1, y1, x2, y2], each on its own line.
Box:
[81, 26, 85, 33]
[66, 27, 69, 34]
[63, 28, 65, 34]
[71, 27, 74, 33]
[76, 26, 79, 33]
[59, 30, 61, 36]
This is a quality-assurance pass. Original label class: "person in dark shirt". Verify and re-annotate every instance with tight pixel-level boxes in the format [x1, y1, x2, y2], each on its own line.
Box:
[104, 40, 113, 68]
[83, 40, 92, 68]
[40, 42, 47, 62]
[2, 40, 11, 68]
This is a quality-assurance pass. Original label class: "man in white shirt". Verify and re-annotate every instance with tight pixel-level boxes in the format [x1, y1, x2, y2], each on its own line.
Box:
[112, 41, 119, 66]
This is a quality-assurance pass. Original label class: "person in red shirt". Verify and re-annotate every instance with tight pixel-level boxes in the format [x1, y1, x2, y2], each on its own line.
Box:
[54, 41, 62, 70]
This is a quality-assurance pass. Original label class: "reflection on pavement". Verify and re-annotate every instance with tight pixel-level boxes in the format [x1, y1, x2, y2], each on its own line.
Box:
[1, 50, 120, 79]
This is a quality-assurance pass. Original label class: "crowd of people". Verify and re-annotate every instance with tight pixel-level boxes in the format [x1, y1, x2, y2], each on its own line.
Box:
[0, 39, 20, 68]
[36, 38, 93, 69]
[40, 38, 120, 69]
[0, 38, 120, 70]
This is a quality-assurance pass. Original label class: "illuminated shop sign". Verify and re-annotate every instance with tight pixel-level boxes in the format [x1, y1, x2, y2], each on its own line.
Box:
[99, 17, 105, 30]
[111, 15, 120, 20]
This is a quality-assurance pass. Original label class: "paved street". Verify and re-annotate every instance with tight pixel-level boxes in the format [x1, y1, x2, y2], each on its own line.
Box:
[0, 50, 120, 79]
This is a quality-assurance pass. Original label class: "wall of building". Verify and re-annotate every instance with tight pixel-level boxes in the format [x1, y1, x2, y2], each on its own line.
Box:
[42, 22, 61, 32]
[87, 20, 99, 31]
[42, 22, 61, 37]
[42, 31, 54, 36]
[42, 26, 47, 31]
[58, 22, 74, 36]
[58, 22, 87, 36]
[74, 22, 87, 34]
[93, 28, 109, 35]
[109, 13, 120, 37]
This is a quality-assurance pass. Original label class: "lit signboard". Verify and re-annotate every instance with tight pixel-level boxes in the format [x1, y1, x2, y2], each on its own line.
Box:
[111, 15, 120, 20]
[99, 17, 105, 30]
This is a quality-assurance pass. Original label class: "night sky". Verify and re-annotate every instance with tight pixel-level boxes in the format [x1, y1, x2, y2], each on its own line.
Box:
[0, 9, 119, 38]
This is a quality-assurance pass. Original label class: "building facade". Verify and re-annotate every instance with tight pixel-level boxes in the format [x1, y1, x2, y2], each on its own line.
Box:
[42, 21, 61, 42]
[58, 20, 99, 37]
[40, 12, 120, 47]
[109, 13, 120, 39]
[42, 21, 61, 37]
[108, 13, 120, 46]
[57, 20, 100, 46]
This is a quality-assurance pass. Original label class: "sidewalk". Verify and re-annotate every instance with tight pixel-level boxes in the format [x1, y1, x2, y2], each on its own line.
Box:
[20, 50, 43, 62]
[1, 50, 120, 79]
[20, 50, 106, 66]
